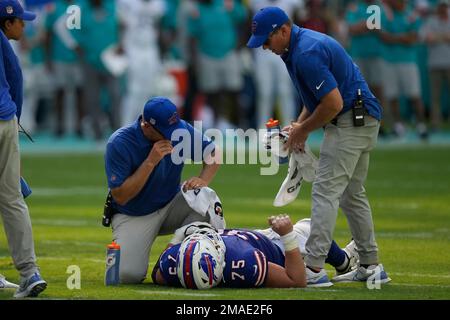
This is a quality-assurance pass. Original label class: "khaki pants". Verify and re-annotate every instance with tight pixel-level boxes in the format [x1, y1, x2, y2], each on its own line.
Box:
[304, 111, 380, 268]
[0, 117, 38, 278]
[111, 192, 208, 284]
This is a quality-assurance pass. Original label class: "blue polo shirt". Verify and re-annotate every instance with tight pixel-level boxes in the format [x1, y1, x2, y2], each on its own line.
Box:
[281, 25, 382, 121]
[105, 118, 214, 216]
[0, 31, 23, 121]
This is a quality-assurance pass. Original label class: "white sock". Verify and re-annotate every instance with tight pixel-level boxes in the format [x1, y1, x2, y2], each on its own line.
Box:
[336, 254, 349, 272]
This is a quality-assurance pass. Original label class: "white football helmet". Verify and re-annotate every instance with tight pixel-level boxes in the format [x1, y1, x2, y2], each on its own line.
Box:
[177, 230, 226, 289]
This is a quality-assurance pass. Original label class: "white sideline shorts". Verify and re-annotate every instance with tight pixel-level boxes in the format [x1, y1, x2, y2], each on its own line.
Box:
[383, 62, 422, 99]
[354, 57, 384, 87]
[196, 51, 243, 93]
[52, 62, 83, 89]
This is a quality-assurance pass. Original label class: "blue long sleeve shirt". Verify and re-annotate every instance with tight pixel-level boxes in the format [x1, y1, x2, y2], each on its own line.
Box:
[0, 30, 23, 121]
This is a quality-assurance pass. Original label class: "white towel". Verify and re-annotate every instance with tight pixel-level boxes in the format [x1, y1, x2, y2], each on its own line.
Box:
[273, 144, 318, 207]
[294, 144, 318, 183]
[181, 183, 226, 230]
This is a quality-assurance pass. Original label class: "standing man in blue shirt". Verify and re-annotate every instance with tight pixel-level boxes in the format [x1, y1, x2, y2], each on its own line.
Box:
[105, 97, 220, 284]
[0, 0, 47, 298]
[247, 7, 391, 287]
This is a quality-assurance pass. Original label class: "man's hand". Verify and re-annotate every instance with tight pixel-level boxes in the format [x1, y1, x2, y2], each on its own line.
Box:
[183, 177, 208, 192]
[74, 45, 84, 58]
[268, 214, 294, 236]
[147, 140, 173, 166]
[282, 124, 294, 135]
[170, 221, 217, 245]
[285, 122, 308, 153]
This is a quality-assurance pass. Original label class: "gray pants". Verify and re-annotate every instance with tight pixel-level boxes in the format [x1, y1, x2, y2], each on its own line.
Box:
[83, 64, 121, 140]
[0, 117, 38, 278]
[304, 111, 380, 268]
[111, 192, 208, 284]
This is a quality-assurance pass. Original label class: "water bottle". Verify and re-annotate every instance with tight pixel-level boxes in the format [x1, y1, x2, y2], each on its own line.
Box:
[105, 241, 120, 286]
[265, 118, 289, 164]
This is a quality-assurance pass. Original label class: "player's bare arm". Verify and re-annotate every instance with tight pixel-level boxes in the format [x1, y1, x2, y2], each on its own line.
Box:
[381, 30, 418, 45]
[264, 215, 307, 288]
[111, 140, 173, 205]
[348, 21, 370, 36]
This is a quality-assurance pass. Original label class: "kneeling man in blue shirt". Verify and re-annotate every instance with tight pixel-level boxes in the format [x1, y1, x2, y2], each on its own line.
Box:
[105, 97, 220, 284]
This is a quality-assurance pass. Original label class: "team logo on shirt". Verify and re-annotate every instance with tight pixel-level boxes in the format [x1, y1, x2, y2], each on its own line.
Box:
[251, 21, 258, 33]
[6, 6, 13, 14]
[214, 202, 223, 218]
[316, 80, 325, 90]
[168, 112, 179, 125]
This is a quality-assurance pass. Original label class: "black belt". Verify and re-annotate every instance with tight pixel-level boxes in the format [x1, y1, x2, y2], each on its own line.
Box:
[330, 108, 369, 126]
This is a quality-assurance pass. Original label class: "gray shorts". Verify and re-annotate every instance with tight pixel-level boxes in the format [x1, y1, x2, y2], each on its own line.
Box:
[354, 57, 384, 87]
[52, 62, 83, 89]
[196, 51, 243, 93]
[383, 62, 422, 99]
[111, 191, 209, 284]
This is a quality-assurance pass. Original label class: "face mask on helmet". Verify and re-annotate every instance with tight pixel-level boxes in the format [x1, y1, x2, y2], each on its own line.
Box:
[177, 231, 226, 289]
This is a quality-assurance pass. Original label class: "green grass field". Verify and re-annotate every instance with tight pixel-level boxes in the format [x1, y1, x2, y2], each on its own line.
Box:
[1, 146, 450, 300]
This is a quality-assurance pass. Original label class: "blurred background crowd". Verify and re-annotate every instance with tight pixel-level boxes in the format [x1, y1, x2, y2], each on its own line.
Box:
[13, 0, 450, 142]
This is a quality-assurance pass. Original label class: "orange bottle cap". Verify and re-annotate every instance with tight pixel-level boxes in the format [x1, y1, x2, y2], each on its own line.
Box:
[265, 118, 280, 128]
[107, 241, 120, 249]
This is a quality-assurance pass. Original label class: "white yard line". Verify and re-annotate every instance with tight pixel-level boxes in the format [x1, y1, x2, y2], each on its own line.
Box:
[33, 219, 94, 227]
[375, 232, 435, 239]
[41, 240, 100, 247]
[34, 256, 105, 264]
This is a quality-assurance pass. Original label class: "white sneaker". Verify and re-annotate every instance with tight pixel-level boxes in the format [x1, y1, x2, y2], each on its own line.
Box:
[335, 240, 359, 276]
[0, 275, 19, 289]
[394, 122, 406, 137]
[416, 122, 429, 140]
[306, 268, 333, 288]
[332, 263, 391, 284]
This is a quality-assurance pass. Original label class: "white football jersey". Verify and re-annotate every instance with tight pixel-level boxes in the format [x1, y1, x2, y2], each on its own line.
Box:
[116, 0, 166, 49]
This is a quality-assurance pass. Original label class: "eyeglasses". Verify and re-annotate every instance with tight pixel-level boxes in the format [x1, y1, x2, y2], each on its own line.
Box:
[263, 27, 281, 47]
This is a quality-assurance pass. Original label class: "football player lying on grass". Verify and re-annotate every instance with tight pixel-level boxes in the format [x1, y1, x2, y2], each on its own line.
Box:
[151, 215, 358, 289]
